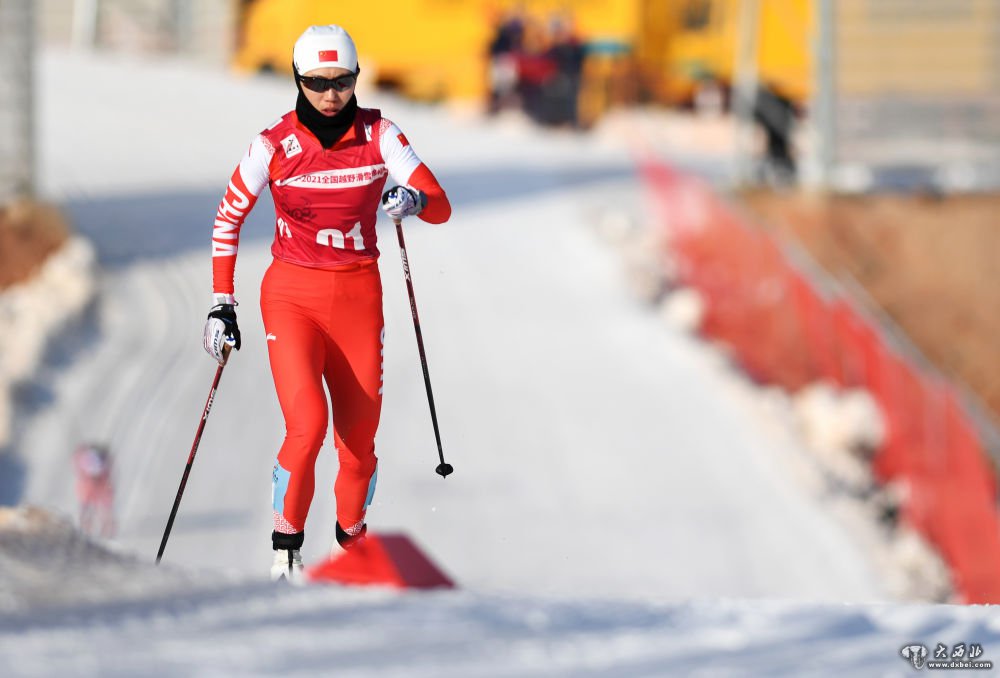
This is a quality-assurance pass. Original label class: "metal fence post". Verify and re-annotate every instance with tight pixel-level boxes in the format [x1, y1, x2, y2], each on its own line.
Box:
[0, 0, 35, 203]
[811, 0, 836, 191]
[731, 0, 760, 187]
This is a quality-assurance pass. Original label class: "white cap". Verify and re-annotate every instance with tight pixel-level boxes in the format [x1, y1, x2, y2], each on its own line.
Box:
[293, 25, 359, 75]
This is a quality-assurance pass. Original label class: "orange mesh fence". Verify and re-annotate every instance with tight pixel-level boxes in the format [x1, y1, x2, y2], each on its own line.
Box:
[640, 157, 1000, 603]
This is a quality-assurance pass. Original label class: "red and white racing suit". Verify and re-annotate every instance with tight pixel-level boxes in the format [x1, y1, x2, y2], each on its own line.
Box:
[212, 107, 450, 538]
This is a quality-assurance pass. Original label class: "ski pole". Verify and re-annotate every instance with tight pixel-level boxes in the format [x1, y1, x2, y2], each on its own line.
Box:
[394, 217, 454, 478]
[156, 344, 232, 563]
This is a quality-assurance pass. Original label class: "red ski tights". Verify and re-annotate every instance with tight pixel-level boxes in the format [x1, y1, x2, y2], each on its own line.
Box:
[261, 258, 382, 537]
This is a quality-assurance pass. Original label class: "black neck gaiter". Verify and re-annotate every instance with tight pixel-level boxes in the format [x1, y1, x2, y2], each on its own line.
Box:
[294, 87, 359, 149]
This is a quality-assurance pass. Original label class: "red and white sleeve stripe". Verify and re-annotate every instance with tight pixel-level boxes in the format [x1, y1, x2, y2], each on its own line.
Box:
[212, 135, 273, 295]
[379, 120, 422, 185]
[379, 120, 451, 225]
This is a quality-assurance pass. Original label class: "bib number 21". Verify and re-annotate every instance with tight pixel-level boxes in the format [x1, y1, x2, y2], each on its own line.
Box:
[317, 222, 364, 251]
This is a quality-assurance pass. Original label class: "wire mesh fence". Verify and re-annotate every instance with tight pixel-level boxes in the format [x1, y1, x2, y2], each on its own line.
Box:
[827, 0, 1000, 191]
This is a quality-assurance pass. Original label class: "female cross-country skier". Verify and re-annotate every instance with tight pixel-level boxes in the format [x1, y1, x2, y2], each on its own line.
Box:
[202, 25, 451, 581]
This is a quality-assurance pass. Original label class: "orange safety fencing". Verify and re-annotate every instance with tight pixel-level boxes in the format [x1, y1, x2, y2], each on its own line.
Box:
[640, 157, 1000, 603]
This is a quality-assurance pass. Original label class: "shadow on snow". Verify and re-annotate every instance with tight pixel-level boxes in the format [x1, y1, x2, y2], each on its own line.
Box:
[63, 163, 635, 267]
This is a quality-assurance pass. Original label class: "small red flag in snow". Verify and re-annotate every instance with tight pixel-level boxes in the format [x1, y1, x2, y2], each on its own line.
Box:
[317, 50, 339, 62]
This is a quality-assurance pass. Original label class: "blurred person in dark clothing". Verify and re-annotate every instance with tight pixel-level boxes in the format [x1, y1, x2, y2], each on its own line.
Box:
[487, 11, 525, 113]
[537, 15, 585, 127]
[517, 14, 584, 127]
[752, 85, 798, 185]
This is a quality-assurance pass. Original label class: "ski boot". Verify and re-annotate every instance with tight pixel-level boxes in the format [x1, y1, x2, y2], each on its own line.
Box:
[334, 521, 368, 552]
[271, 530, 304, 583]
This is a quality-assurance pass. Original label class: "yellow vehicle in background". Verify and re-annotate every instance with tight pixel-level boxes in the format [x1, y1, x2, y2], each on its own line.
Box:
[235, 0, 638, 103]
[643, 0, 999, 108]
[235, 0, 814, 120]
[635, 0, 812, 108]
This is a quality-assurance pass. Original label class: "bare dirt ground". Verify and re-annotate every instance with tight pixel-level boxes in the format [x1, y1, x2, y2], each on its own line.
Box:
[0, 200, 70, 291]
[739, 190, 1000, 422]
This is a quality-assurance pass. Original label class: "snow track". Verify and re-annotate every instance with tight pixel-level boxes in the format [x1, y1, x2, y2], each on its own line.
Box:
[2, 576, 999, 677]
[15, 49, 890, 596]
[7, 47, 989, 676]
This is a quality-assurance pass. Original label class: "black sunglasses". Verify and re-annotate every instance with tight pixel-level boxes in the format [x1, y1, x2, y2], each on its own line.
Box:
[300, 72, 359, 93]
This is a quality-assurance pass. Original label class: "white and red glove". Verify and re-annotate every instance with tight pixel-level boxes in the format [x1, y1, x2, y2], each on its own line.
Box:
[381, 186, 426, 220]
[202, 293, 241, 364]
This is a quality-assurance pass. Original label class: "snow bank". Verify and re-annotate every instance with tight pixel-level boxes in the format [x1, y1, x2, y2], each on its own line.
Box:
[0, 505, 218, 615]
[0, 237, 96, 446]
[1, 542, 998, 677]
[794, 381, 886, 463]
[591, 208, 706, 333]
[659, 287, 706, 334]
[596, 207, 956, 602]
[0, 509, 990, 678]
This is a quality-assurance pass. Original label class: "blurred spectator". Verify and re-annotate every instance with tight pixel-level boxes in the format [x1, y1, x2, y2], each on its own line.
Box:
[531, 15, 585, 127]
[752, 85, 799, 185]
[486, 12, 585, 128]
[514, 15, 557, 121]
[487, 11, 525, 114]
[73, 442, 116, 538]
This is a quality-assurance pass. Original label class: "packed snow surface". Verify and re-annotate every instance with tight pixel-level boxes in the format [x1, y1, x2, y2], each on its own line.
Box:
[2, 49, 997, 676]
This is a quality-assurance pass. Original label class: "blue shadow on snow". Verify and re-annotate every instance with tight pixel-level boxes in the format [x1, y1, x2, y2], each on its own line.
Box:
[63, 163, 635, 267]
